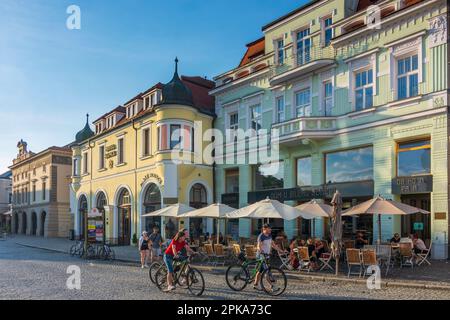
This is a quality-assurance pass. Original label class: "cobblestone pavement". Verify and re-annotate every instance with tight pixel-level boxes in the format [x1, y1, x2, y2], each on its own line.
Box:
[1, 241, 449, 300]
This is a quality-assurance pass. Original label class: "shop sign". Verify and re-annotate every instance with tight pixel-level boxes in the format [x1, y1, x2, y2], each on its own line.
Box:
[105, 144, 117, 159]
[413, 222, 424, 231]
[392, 175, 433, 195]
[141, 173, 163, 187]
[87, 208, 104, 243]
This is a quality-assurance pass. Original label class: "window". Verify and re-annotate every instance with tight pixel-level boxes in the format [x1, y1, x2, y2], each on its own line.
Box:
[42, 182, 46, 201]
[99, 145, 105, 170]
[250, 104, 262, 131]
[254, 161, 284, 190]
[325, 146, 373, 183]
[296, 157, 312, 186]
[276, 96, 285, 122]
[295, 88, 311, 117]
[225, 168, 239, 193]
[355, 69, 373, 111]
[296, 28, 311, 65]
[323, 81, 333, 116]
[170, 124, 181, 149]
[323, 17, 333, 46]
[229, 113, 238, 130]
[32, 184, 36, 202]
[144, 96, 150, 109]
[143, 128, 151, 156]
[397, 54, 419, 99]
[397, 140, 430, 176]
[157, 127, 161, 150]
[117, 138, 124, 164]
[73, 158, 79, 176]
[276, 39, 284, 64]
[82, 152, 88, 174]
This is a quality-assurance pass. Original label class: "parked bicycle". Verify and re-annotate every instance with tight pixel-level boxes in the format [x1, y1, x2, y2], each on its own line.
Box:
[96, 243, 115, 260]
[69, 241, 85, 257]
[154, 253, 205, 296]
[226, 252, 287, 296]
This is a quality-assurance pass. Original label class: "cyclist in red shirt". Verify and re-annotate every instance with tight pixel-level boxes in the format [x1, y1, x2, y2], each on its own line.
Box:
[163, 230, 194, 291]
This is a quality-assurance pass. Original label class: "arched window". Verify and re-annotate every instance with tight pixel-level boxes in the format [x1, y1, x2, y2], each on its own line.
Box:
[78, 195, 88, 238]
[96, 192, 107, 212]
[117, 189, 131, 245]
[189, 183, 207, 209]
[143, 183, 162, 233]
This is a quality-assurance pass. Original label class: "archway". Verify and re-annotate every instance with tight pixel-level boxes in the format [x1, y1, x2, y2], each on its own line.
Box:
[21, 212, 27, 235]
[13, 212, 18, 234]
[96, 192, 107, 243]
[31, 212, 37, 236]
[117, 188, 131, 245]
[189, 183, 208, 239]
[40, 211, 46, 236]
[78, 195, 88, 239]
[142, 183, 162, 235]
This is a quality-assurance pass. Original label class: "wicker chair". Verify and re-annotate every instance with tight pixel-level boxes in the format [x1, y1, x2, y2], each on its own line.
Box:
[296, 246, 311, 272]
[204, 243, 217, 266]
[361, 249, 379, 277]
[346, 248, 363, 277]
[214, 244, 227, 266]
[399, 243, 414, 269]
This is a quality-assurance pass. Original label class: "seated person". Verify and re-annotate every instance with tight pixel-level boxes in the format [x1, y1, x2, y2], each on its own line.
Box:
[288, 237, 299, 269]
[355, 232, 368, 249]
[390, 233, 401, 244]
[306, 238, 319, 270]
[314, 239, 326, 259]
[412, 234, 428, 254]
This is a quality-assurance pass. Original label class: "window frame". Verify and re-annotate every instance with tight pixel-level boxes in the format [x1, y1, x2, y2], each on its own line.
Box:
[396, 139, 431, 177]
[294, 88, 311, 118]
[323, 80, 333, 116]
[396, 54, 419, 100]
[295, 27, 311, 66]
[354, 68, 374, 111]
[249, 104, 262, 132]
[275, 96, 285, 123]
[142, 126, 151, 157]
[82, 152, 89, 175]
[117, 137, 125, 165]
[322, 16, 333, 47]
[295, 156, 312, 187]
[98, 145, 105, 170]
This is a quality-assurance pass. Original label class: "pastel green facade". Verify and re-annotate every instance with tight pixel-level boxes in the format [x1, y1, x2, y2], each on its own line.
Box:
[211, 0, 449, 259]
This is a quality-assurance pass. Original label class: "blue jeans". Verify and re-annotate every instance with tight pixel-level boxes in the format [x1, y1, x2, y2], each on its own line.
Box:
[164, 254, 174, 273]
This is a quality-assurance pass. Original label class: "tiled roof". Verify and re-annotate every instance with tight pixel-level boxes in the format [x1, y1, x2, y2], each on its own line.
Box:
[239, 37, 265, 67]
[261, 0, 320, 31]
[93, 106, 126, 124]
[181, 76, 215, 112]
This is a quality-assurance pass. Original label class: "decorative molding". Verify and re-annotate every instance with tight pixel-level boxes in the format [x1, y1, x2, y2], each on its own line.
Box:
[429, 14, 446, 48]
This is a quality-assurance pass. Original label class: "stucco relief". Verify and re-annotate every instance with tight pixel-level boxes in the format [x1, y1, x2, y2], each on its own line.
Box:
[429, 15, 447, 48]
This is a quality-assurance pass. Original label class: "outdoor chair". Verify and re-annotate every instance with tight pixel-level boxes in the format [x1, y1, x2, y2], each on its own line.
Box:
[244, 245, 257, 260]
[346, 248, 363, 277]
[416, 240, 432, 266]
[204, 243, 217, 266]
[277, 249, 293, 271]
[399, 243, 414, 269]
[295, 247, 311, 272]
[377, 244, 393, 276]
[318, 244, 334, 272]
[214, 244, 227, 266]
[344, 240, 355, 249]
[361, 249, 379, 277]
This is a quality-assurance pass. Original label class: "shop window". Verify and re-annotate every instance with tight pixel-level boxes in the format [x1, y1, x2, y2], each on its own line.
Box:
[325, 146, 373, 183]
[296, 157, 312, 187]
[397, 140, 430, 176]
[253, 161, 284, 191]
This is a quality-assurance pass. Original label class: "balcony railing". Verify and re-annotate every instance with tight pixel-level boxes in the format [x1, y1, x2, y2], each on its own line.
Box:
[272, 116, 337, 142]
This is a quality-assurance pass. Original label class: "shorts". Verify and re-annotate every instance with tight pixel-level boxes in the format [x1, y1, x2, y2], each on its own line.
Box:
[164, 254, 174, 273]
[256, 252, 269, 273]
[151, 248, 161, 257]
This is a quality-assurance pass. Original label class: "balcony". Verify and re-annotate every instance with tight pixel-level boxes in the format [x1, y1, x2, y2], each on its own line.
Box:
[272, 116, 337, 144]
[270, 45, 336, 86]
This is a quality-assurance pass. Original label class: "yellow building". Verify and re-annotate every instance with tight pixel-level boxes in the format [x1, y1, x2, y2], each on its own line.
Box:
[70, 60, 216, 245]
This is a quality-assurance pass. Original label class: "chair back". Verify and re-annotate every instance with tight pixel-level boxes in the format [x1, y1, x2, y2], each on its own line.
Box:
[228, 240, 237, 247]
[233, 244, 241, 255]
[399, 243, 412, 257]
[362, 249, 377, 265]
[215, 244, 224, 256]
[377, 245, 391, 258]
[297, 247, 310, 262]
[322, 240, 330, 252]
[364, 245, 376, 251]
[346, 249, 361, 264]
[245, 245, 257, 259]
[344, 240, 355, 249]
[204, 243, 214, 255]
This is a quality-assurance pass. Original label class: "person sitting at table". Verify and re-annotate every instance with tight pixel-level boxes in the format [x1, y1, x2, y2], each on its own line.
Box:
[412, 234, 428, 254]
[390, 233, 401, 244]
[314, 239, 325, 259]
[288, 237, 300, 269]
[355, 232, 368, 249]
[306, 238, 319, 270]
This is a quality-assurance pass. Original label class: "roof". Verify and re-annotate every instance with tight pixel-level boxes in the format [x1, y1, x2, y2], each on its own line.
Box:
[9, 146, 71, 169]
[0, 171, 12, 179]
[75, 114, 95, 143]
[160, 58, 195, 107]
[261, 0, 321, 31]
[239, 37, 265, 67]
[93, 106, 126, 124]
[181, 76, 215, 112]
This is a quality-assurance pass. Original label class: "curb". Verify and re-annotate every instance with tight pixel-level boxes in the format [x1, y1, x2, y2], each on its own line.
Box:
[14, 241, 450, 291]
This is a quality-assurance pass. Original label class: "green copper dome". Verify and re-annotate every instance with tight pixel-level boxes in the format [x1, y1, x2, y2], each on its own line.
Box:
[160, 58, 194, 106]
[75, 114, 95, 143]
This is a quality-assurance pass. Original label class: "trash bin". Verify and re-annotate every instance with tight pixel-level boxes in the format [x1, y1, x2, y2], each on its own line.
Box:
[69, 229, 75, 241]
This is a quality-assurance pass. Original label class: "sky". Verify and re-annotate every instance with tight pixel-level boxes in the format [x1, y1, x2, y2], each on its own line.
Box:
[0, 0, 308, 174]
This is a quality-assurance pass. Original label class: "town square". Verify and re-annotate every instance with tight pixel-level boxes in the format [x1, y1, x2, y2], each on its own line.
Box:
[0, 0, 449, 305]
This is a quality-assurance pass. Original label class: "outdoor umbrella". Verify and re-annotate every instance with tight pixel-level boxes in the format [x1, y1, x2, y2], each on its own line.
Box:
[296, 199, 332, 237]
[180, 203, 236, 244]
[141, 203, 194, 218]
[330, 190, 343, 276]
[226, 198, 315, 220]
[342, 195, 430, 244]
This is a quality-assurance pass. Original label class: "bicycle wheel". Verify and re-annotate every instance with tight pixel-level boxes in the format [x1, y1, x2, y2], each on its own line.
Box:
[69, 245, 77, 256]
[98, 247, 107, 260]
[108, 248, 115, 260]
[225, 265, 249, 291]
[148, 261, 162, 284]
[155, 266, 168, 291]
[85, 245, 96, 259]
[187, 268, 205, 296]
[260, 267, 287, 296]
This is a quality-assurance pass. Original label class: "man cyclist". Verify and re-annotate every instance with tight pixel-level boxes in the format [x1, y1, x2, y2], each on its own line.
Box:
[253, 223, 283, 291]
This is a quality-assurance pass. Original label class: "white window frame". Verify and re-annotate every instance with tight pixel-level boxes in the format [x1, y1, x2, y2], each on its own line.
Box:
[319, 71, 334, 116]
[98, 144, 105, 170]
[142, 125, 152, 157]
[294, 88, 311, 118]
[275, 95, 285, 123]
[274, 37, 284, 65]
[396, 54, 420, 100]
[249, 104, 262, 132]
[117, 137, 125, 165]
[354, 68, 374, 111]
[294, 26, 311, 66]
[321, 15, 333, 47]
[347, 51, 377, 111]
[82, 152, 89, 174]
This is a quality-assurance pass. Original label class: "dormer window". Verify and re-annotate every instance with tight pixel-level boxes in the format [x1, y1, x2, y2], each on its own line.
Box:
[95, 121, 104, 134]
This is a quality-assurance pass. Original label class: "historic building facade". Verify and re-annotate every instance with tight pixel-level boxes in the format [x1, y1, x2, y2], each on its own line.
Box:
[211, 0, 449, 259]
[9, 140, 73, 237]
[0, 170, 12, 231]
[71, 60, 216, 245]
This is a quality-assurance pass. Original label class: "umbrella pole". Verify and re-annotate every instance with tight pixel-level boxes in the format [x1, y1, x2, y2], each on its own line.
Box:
[313, 219, 316, 238]
[217, 219, 220, 245]
[377, 214, 382, 245]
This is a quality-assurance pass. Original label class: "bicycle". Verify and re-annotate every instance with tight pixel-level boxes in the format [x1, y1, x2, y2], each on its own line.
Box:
[69, 241, 85, 257]
[154, 253, 205, 296]
[97, 243, 115, 260]
[225, 252, 287, 296]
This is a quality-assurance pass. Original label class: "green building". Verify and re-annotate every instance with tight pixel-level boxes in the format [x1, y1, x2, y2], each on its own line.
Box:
[210, 0, 449, 259]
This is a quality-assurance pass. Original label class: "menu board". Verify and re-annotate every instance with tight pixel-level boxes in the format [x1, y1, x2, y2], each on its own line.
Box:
[88, 208, 104, 244]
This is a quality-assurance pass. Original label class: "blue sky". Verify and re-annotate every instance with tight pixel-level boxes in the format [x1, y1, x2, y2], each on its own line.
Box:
[0, 0, 307, 173]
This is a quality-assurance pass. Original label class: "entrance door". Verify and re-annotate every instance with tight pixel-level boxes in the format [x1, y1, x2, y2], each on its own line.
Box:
[401, 194, 431, 240]
[118, 206, 131, 245]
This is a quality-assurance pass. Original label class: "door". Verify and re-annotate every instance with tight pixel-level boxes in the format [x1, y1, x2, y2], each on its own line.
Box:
[401, 194, 431, 240]
[118, 206, 131, 246]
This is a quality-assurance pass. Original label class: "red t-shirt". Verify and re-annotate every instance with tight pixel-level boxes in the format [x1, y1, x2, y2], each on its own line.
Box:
[165, 239, 186, 256]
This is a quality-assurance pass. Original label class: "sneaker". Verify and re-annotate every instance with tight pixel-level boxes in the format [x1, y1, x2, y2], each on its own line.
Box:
[141, 265, 145, 269]
[164, 285, 176, 292]
[252, 285, 262, 291]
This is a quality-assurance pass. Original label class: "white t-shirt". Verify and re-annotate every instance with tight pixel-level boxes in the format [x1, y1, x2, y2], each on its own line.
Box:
[257, 233, 272, 255]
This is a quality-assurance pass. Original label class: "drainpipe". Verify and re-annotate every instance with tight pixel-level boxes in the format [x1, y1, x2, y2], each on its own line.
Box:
[132, 119, 139, 244]
[83, 138, 95, 257]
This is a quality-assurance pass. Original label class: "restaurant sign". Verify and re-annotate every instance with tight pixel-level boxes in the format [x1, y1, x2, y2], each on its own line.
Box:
[105, 144, 117, 159]
[392, 175, 433, 195]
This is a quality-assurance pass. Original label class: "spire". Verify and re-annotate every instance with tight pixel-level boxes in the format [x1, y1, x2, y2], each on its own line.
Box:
[75, 113, 94, 143]
[86, 113, 89, 125]
[174, 57, 179, 76]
